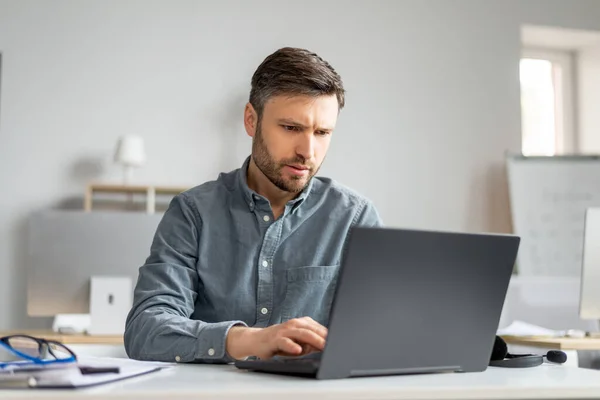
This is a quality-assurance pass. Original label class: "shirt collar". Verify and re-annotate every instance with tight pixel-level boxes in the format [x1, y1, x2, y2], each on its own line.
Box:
[237, 156, 313, 213]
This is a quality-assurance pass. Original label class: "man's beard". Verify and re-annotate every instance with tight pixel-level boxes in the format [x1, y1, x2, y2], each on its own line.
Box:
[251, 124, 319, 193]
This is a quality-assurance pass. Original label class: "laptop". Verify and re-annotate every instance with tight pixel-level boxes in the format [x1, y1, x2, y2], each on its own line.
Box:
[235, 227, 520, 379]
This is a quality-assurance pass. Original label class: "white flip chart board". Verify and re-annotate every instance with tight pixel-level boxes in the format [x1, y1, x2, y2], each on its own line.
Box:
[506, 154, 600, 276]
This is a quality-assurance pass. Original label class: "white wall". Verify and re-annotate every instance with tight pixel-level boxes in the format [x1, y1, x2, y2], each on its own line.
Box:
[2, 0, 600, 330]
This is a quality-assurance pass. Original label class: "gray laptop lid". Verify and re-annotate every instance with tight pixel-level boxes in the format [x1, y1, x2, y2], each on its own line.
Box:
[318, 227, 519, 379]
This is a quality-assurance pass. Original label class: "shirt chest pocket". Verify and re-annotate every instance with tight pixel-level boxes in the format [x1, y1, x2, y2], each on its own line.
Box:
[281, 265, 339, 327]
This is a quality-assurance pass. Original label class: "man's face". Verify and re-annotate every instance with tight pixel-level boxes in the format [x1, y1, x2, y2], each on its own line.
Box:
[247, 94, 339, 193]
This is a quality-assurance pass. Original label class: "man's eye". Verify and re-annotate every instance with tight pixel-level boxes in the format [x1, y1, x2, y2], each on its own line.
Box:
[316, 131, 330, 136]
[282, 125, 298, 132]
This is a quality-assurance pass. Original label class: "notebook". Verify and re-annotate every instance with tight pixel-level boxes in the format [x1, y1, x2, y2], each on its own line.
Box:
[0, 361, 166, 389]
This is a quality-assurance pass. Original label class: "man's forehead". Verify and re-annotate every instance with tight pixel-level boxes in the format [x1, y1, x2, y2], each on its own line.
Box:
[263, 94, 339, 125]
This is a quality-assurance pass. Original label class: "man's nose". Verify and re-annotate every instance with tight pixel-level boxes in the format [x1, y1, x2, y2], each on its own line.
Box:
[295, 133, 315, 162]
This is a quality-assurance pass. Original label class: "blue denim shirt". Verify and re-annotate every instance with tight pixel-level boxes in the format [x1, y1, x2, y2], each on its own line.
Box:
[124, 157, 382, 363]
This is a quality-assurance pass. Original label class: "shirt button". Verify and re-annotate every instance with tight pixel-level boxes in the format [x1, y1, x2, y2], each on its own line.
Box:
[262, 260, 268, 268]
[263, 215, 270, 222]
[261, 307, 268, 315]
[208, 348, 215, 356]
[175, 356, 181, 362]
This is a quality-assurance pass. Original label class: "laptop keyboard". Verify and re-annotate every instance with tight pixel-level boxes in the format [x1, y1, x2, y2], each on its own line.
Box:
[278, 358, 320, 364]
[271, 352, 322, 363]
[236, 355, 321, 376]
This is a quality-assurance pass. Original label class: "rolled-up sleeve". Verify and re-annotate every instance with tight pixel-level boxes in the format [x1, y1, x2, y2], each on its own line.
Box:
[124, 194, 247, 363]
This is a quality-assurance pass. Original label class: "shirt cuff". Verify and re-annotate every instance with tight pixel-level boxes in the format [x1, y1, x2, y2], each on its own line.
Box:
[194, 320, 248, 363]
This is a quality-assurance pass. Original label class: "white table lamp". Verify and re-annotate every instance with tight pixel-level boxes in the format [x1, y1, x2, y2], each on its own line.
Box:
[114, 135, 146, 184]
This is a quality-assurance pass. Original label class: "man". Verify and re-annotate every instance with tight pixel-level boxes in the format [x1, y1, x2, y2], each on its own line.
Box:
[124, 47, 382, 363]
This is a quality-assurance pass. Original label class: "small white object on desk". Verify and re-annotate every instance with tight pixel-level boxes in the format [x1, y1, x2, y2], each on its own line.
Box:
[52, 314, 91, 334]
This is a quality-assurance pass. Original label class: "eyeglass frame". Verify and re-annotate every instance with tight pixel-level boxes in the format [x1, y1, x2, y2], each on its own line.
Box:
[0, 334, 77, 368]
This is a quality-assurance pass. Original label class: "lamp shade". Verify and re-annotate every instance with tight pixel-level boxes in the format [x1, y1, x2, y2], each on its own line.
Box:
[114, 135, 146, 167]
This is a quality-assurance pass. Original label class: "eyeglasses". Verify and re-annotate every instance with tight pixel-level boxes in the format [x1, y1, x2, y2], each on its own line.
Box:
[0, 335, 77, 369]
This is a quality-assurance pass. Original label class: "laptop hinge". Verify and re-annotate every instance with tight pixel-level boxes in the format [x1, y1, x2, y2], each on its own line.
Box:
[350, 365, 460, 377]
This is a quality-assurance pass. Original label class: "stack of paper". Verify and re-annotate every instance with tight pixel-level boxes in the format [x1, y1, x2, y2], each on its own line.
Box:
[497, 320, 588, 338]
[0, 358, 171, 389]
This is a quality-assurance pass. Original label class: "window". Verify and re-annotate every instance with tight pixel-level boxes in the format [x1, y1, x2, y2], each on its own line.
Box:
[519, 48, 575, 156]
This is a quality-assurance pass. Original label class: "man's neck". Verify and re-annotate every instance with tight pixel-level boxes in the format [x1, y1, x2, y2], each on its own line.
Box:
[246, 157, 296, 217]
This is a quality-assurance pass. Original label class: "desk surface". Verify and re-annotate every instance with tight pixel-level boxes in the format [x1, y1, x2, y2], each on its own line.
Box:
[0, 331, 123, 345]
[3, 362, 600, 400]
[502, 335, 600, 350]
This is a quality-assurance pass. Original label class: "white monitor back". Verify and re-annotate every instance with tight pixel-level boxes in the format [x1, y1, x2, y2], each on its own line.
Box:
[27, 210, 163, 316]
[580, 208, 600, 320]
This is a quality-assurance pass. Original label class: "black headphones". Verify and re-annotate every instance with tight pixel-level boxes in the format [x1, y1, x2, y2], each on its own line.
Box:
[489, 336, 567, 368]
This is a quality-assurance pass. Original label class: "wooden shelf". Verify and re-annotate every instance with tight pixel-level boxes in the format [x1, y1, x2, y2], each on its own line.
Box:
[84, 183, 189, 213]
[0, 330, 123, 345]
[502, 334, 600, 350]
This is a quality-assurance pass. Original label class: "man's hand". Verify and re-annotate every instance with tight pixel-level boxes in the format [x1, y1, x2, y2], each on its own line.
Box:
[226, 317, 327, 360]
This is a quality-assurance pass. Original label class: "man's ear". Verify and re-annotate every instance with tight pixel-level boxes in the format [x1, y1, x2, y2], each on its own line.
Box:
[244, 103, 258, 138]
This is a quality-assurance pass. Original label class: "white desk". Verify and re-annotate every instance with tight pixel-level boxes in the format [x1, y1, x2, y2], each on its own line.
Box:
[3, 363, 600, 400]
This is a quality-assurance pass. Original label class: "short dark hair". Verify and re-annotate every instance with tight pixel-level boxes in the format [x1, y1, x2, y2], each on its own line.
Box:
[249, 47, 345, 119]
